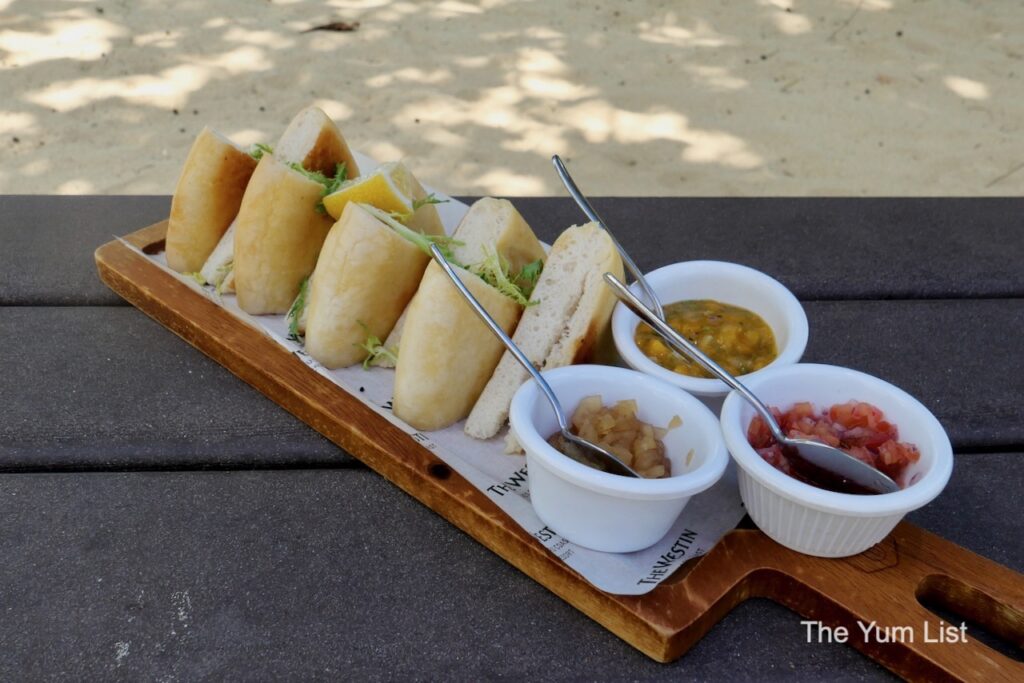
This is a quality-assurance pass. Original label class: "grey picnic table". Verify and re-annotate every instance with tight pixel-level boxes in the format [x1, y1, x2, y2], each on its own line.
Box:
[1, 195, 1021, 680]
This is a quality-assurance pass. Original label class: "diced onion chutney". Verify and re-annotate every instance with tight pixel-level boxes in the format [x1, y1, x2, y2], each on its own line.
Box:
[634, 299, 777, 378]
[547, 396, 674, 479]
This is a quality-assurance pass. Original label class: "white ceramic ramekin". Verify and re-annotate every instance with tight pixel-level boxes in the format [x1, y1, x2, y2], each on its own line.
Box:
[611, 261, 808, 403]
[719, 363, 953, 557]
[509, 365, 729, 553]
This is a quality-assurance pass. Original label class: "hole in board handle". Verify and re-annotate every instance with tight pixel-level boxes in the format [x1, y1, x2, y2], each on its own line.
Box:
[142, 239, 166, 255]
[427, 463, 451, 480]
[916, 574, 1024, 662]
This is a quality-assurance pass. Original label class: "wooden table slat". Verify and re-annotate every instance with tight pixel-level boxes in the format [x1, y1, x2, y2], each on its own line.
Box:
[3, 298, 1020, 469]
[3, 196, 1022, 305]
[0, 453, 1018, 681]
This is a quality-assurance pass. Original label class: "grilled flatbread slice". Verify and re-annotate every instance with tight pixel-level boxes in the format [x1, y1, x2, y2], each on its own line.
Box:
[393, 262, 523, 431]
[200, 105, 356, 292]
[304, 203, 431, 369]
[276, 104, 360, 178]
[377, 197, 545, 367]
[233, 155, 334, 314]
[465, 223, 624, 442]
[166, 128, 257, 273]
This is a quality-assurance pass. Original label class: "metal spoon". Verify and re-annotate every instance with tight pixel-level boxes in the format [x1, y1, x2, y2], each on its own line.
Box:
[428, 244, 642, 478]
[604, 273, 900, 495]
[551, 154, 666, 321]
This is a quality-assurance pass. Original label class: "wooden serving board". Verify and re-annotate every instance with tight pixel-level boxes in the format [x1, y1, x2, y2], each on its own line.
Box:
[96, 221, 1024, 681]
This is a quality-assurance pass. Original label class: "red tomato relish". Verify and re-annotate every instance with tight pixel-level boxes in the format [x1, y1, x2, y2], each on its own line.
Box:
[747, 401, 921, 490]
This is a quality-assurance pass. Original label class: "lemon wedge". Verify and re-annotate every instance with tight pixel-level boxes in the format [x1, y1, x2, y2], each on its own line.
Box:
[322, 161, 416, 220]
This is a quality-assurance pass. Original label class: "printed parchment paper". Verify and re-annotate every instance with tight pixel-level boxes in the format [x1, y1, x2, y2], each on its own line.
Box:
[134, 153, 745, 595]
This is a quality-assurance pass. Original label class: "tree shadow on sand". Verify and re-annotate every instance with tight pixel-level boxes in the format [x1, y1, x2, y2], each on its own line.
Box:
[1, 0, 1019, 196]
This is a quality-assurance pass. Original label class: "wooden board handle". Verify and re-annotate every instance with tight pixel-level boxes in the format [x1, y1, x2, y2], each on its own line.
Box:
[645, 524, 1023, 680]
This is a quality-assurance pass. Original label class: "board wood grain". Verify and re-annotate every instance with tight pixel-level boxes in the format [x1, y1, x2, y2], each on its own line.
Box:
[96, 221, 1024, 680]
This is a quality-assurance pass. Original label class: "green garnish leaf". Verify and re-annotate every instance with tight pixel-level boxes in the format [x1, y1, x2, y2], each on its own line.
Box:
[249, 142, 273, 160]
[186, 271, 207, 286]
[286, 276, 310, 342]
[212, 260, 233, 295]
[387, 193, 449, 224]
[471, 248, 537, 307]
[289, 162, 332, 186]
[322, 162, 348, 196]
[358, 203, 464, 263]
[411, 193, 448, 211]
[386, 208, 411, 223]
[513, 258, 544, 299]
[289, 161, 348, 214]
[356, 322, 399, 369]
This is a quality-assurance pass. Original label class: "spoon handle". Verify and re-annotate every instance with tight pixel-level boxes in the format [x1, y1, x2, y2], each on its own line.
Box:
[428, 245, 569, 433]
[551, 155, 666, 321]
[604, 273, 788, 443]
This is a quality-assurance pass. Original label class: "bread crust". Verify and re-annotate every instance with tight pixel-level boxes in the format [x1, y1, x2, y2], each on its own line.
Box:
[393, 262, 522, 431]
[166, 128, 256, 273]
[452, 197, 546, 271]
[544, 235, 624, 368]
[276, 105, 361, 179]
[383, 197, 544, 357]
[401, 165, 445, 237]
[233, 155, 333, 314]
[465, 223, 623, 441]
[304, 203, 428, 369]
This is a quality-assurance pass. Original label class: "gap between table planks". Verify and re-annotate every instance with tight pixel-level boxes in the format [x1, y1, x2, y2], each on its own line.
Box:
[95, 221, 1024, 680]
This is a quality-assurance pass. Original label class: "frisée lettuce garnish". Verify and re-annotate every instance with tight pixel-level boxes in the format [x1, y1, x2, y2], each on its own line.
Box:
[249, 142, 273, 160]
[357, 322, 399, 369]
[471, 249, 542, 307]
[388, 193, 449, 223]
[358, 203, 463, 263]
[413, 194, 446, 211]
[514, 258, 543, 297]
[289, 161, 349, 214]
[286, 276, 310, 341]
[213, 260, 233, 295]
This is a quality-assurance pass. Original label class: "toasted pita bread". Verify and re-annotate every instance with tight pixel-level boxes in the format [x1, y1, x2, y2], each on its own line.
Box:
[199, 106, 356, 291]
[166, 128, 257, 273]
[233, 155, 333, 314]
[465, 223, 624, 442]
[378, 197, 545, 366]
[304, 203, 429, 369]
[392, 262, 523, 431]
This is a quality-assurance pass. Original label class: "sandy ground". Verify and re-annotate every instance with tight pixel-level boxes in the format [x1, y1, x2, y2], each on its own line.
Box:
[1, 0, 1022, 196]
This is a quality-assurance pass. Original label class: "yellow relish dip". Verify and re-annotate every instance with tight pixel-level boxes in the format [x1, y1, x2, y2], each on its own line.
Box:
[634, 299, 777, 378]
